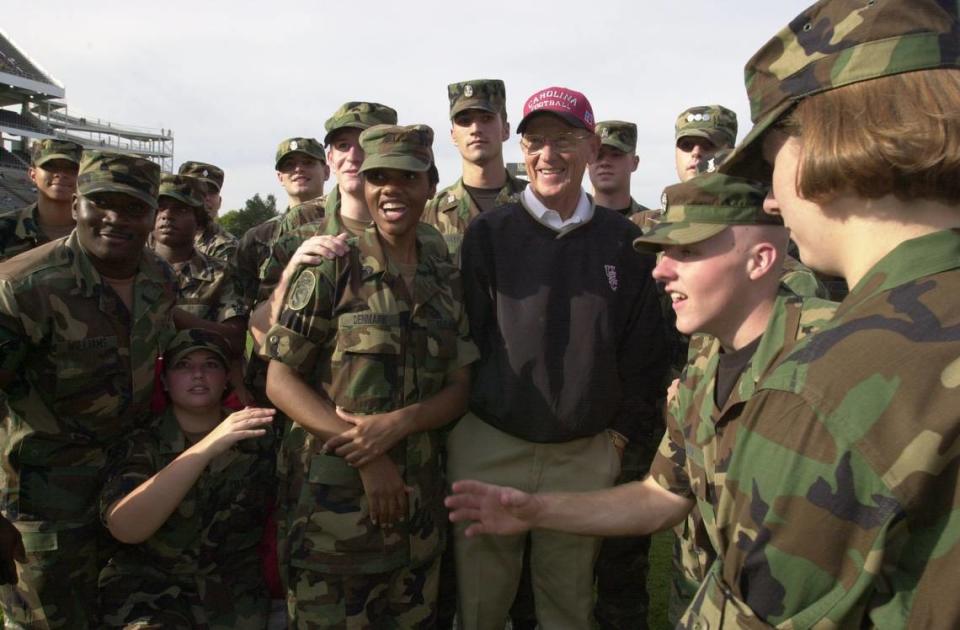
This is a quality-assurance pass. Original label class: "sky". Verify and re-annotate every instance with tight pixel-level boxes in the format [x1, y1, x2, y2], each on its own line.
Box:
[4, 0, 814, 214]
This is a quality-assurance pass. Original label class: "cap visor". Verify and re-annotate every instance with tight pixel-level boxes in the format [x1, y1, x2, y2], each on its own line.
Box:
[80, 183, 158, 210]
[450, 102, 498, 118]
[35, 153, 80, 167]
[717, 101, 792, 183]
[633, 222, 728, 253]
[359, 154, 431, 173]
[159, 192, 202, 208]
[517, 110, 589, 134]
[275, 149, 326, 170]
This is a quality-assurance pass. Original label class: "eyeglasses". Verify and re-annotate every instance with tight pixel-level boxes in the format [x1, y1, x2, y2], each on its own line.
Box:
[520, 132, 590, 154]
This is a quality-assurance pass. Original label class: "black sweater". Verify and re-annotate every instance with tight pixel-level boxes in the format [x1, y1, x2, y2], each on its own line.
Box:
[460, 200, 670, 443]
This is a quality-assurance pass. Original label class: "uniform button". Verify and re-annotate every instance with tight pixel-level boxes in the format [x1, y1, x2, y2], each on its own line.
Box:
[269, 335, 278, 343]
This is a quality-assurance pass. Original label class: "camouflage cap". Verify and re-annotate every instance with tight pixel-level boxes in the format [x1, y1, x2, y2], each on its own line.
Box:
[722, 0, 960, 181]
[448, 79, 507, 118]
[358, 124, 434, 174]
[164, 328, 231, 366]
[158, 173, 204, 208]
[77, 151, 161, 210]
[323, 102, 399, 145]
[675, 105, 738, 148]
[31, 138, 83, 167]
[178, 161, 224, 192]
[633, 172, 780, 253]
[275, 137, 326, 170]
[595, 120, 637, 153]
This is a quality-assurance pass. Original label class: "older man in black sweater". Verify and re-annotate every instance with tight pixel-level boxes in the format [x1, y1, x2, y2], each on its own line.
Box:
[447, 86, 671, 630]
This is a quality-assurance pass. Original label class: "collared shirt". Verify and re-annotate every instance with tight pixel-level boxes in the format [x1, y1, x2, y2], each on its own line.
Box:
[0, 203, 48, 261]
[521, 186, 594, 232]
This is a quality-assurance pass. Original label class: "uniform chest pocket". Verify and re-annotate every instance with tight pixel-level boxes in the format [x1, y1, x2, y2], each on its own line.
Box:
[330, 320, 403, 413]
[413, 321, 458, 398]
[53, 335, 123, 418]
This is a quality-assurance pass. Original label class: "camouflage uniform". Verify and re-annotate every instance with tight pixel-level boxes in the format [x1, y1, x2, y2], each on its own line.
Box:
[171, 250, 246, 323]
[680, 2, 960, 626]
[0, 152, 175, 628]
[179, 162, 238, 262]
[98, 403, 273, 629]
[422, 80, 526, 260]
[263, 125, 478, 628]
[0, 140, 84, 261]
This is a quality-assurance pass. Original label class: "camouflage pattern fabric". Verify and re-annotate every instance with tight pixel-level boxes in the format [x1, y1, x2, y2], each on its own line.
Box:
[781, 254, 830, 299]
[0, 231, 177, 628]
[447, 79, 507, 118]
[273, 192, 332, 246]
[178, 161, 224, 192]
[421, 172, 527, 259]
[263, 221, 477, 575]
[659, 230, 960, 626]
[358, 124, 434, 174]
[595, 120, 637, 153]
[275, 137, 326, 169]
[235, 215, 283, 312]
[169, 249, 246, 323]
[721, 0, 960, 180]
[30, 138, 82, 167]
[674, 105, 738, 148]
[323, 102, 399, 144]
[287, 556, 439, 628]
[159, 173, 204, 209]
[99, 407, 274, 629]
[662, 295, 838, 625]
[195, 221, 239, 262]
[77, 150, 160, 210]
[0, 203, 53, 262]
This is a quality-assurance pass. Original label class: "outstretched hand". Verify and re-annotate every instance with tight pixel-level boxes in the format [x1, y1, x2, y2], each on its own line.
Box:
[197, 407, 275, 458]
[445, 480, 541, 538]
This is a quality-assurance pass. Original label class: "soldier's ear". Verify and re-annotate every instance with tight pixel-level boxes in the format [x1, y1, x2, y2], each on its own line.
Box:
[71, 194, 79, 221]
[501, 120, 510, 142]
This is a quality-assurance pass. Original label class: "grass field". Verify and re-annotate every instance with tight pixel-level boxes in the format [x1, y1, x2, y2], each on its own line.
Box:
[647, 530, 675, 630]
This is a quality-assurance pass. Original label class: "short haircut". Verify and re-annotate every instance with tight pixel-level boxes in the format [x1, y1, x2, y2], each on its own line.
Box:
[790, 68, 960, 205]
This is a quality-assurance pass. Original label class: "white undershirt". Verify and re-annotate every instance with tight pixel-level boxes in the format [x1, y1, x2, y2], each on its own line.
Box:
[521, 187, 594, 233]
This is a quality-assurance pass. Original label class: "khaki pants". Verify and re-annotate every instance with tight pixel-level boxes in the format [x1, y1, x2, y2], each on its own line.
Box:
[447, 412, 621, 630]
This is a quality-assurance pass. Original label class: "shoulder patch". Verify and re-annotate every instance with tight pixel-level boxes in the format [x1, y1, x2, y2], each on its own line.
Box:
[288, 269, 317, 311]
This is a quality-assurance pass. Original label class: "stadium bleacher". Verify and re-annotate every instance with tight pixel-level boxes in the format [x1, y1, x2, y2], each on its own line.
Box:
[0, 109, 52, 135]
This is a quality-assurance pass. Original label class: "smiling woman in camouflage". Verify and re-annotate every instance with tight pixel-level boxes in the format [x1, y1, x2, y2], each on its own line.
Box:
[263, 124, 477, 627]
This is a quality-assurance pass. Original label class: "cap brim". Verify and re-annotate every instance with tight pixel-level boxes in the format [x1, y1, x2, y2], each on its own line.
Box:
[675, 128, 735, 149]
[717, 101, 792, 183]
[80, 184, 158, 210]
[159, 191, 202, 208]
[633, 222, 728, 253]
[359, 154, 431, 173]
[275, 149, 327, 170]
[324, 122, 371, 145]
[168, 344, 228, 367]
[450, 102, 498, 118]
[35, 153, 80, 167]
[599, 139, 634, 154]
[517, 110, 589, 134]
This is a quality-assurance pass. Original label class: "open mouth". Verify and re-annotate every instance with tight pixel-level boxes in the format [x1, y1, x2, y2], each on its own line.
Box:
[380, 202, 408, 221]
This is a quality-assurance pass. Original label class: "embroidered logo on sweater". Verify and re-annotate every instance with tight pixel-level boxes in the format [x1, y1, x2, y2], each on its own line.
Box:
[604, 264, 618, 292]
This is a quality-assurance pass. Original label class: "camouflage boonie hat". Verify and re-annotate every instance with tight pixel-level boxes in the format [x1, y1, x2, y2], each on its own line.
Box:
[275, 137, 325, 170]
[158, 173, 204, 208]
[633, 172, 780, 253]
[77, 151, 161, 210]
[323, 102, 398, 144]
[722, 0, 960, 181]
[164, 328, 231, 366]
[675, 105, 738, 148]
[178, 161, 224, 192]
[31, 139, 83, 167]
[448, 79, 507, 118]
[595, 120, 637, 153]
[358, 124, 434, 174]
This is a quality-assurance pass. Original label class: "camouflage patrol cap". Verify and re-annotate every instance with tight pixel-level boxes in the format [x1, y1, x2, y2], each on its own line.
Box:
[31, 139, 83, 167]
[633, 172, 780, 253]
[595, 120, 637, 153]
[323, 102, 399, 145]
[448, 79, 507, 118]
[178, 161, 224, 192]
[275, 137, 326, 170]
[164, 328, 231, 366]
[77, 151, 160, 210]
[675, 105, 738, 148]
[722, 0, 960, 181]
[358, 124, 434, 174]
[158, 173, 203, 208]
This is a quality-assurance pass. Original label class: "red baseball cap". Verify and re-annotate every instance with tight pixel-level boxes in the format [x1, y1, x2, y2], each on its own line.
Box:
[517, 86, 596, 134]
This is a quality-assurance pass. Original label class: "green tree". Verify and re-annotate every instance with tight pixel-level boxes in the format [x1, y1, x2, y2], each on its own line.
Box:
[218, 193, 277, 238]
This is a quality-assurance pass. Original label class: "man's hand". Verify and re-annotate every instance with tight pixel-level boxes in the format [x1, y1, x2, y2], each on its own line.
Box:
[322, 407, 409, 467]
[0, 514, 24, 585]
[445, 480, 541, 538]
[357, 455, 411, 529]
[290, 233, 350, 267]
